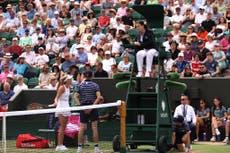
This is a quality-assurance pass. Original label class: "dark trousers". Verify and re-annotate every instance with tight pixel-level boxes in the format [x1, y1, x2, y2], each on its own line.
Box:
[188, 122, 196, 141]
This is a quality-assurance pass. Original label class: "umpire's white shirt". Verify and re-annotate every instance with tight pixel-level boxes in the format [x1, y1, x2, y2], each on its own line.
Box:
[174, 104, 196, 124]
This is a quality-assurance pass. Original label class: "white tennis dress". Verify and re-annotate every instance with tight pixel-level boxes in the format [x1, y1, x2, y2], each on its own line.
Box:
[55, 85, 71, 117]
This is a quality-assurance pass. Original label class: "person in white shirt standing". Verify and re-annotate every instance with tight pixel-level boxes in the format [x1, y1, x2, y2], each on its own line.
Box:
[174, 94, 197, 142]
[195, 6, 207, 27]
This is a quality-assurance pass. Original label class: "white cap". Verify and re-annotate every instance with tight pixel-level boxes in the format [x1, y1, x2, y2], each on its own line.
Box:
[64, 75, 73, 82]
[191, 33, 197, 37]
[54, 11, 59, 14]
[105, 50, 111, 55]
[178, 52, 184, 57]
[74, 2, 80, 5]
[199, 6, 205, 10]
[7, 74, 13, 79]
[77, 44, 84, 49]
[12, 37, 18, 41]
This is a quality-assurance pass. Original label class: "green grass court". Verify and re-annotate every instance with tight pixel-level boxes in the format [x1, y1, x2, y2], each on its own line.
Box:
[1, 141, 230, 153]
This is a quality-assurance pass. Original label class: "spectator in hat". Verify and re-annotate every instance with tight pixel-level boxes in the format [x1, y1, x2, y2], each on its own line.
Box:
[0, 64, 14, 83]
[51, 11, 60, 29]
[92, 26, 105, 44]
[13, 75, 28, 93]
[61, 53, 76, 73]
[19, 29, 32, 47]
[35, 47, 49, 68]
[87, 11, 97, 28]
[213, 42, 227, 70]
[31, 27, 45, 46]
[190, 33, 199, 51]
[196, 39, 210, 61]
[94, 62, 108, 78]
[47, 3, 58, 19]
[109, 9, 117, 28]
[174, 52, 189, 73]
[66, 19, 78, 40]
[7, 37, 23, 60]
[204, 52, 220, 77]
[102, 51, 116, 74]
[20, 44, 36, 65]
[33, 37, 46, 54]
[178, 33, 187, 51]
[106, 26, 117, 42]
[75, 44, 88, 67]
[0, 53, 14, 72]
[70, 2, 81, 18]
[201, 12, 216, 33]
[0, 82, 14, 110]
[56, 29, 68, 49]
[195, 6, 207, 27]
[4, 4, 13, 19]
[13, 56, 31, 76]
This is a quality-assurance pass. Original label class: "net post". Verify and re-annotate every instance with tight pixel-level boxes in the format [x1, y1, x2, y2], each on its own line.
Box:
[120, 101, 126, 153]
[2, 114, 6, 153]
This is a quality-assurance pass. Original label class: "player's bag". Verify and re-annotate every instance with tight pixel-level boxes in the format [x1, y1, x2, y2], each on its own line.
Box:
[16, 133, 50, 148]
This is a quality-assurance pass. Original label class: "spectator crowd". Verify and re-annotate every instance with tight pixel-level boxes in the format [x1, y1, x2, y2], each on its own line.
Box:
[0, 0, 229, 108]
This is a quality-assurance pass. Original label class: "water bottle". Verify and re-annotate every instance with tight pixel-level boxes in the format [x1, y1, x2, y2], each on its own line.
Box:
[141, 114, 145, 125]
[203, 132, 206, 141]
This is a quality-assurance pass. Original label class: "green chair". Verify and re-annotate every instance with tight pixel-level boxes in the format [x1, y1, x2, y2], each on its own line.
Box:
[127, 28, 139, 41]
[49, 58, 56, 67]
[25, 67, 41, 78]
[130, 11, 145, 21]
[23, 77, 29, 85]
[0, 32, 10, 40]
[28, 77, 39, 88]
[92, 5, 101, 15]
